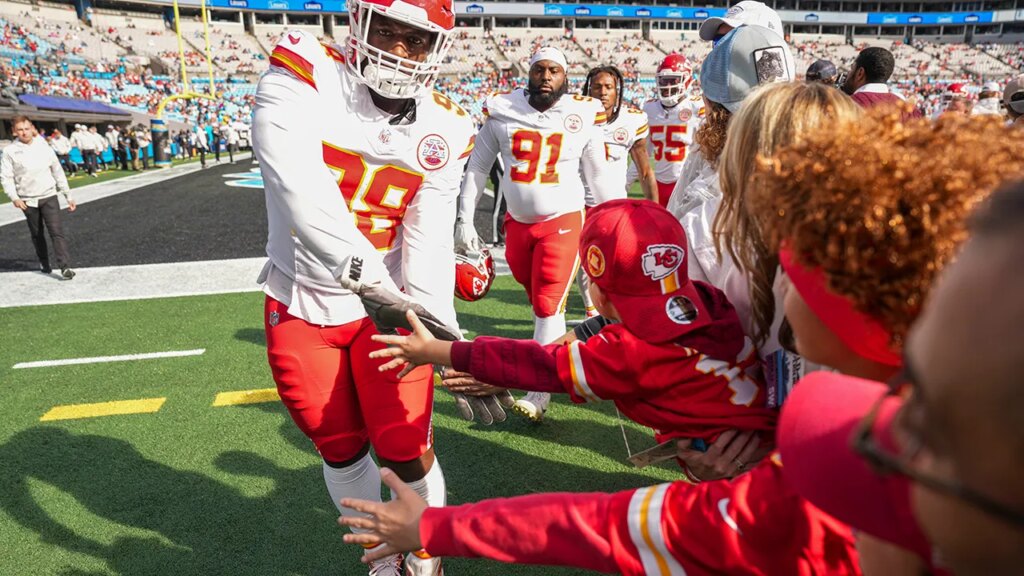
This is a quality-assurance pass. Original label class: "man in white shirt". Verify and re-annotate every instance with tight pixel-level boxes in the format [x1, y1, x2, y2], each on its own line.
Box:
[89, 126, 108, 171]
[105, 125, 122, 169]
[1, 116, 77, 279]
[48, 128, 75, 175]
[70, 124, 97, 177]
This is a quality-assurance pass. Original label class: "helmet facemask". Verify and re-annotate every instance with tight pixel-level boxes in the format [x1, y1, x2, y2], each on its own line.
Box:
[657, 73, 688, 107]
[346, 0, 454, 100]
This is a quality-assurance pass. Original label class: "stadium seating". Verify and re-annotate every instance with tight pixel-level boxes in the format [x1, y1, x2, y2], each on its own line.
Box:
[5, 0, 1024, 130]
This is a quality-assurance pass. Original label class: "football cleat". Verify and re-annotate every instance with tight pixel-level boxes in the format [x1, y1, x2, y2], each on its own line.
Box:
[454, 249, 495, 302]
[368, 552, 404, 576]
[405, 551, 443, 576]
[513, 391, 550, 422]
[656, 53, 694, 107]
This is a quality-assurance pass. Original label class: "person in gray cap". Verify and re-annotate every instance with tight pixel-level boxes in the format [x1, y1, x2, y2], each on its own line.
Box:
[667, 24, 796, 222]
[1003, 74, 1024, 127]
[805, 59, 838, 85]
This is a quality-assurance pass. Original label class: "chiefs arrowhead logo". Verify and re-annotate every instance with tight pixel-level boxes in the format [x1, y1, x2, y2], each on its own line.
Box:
[641, 244, 684, 281]
[585, 245, 606, 278]
[417, 134, 450, 171]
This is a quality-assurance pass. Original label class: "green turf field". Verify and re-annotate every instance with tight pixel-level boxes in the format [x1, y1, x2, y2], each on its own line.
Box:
[0, 276, 678, 575]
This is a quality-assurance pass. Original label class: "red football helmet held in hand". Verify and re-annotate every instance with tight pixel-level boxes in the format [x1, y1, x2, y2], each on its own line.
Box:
[454, 249, 495, 302]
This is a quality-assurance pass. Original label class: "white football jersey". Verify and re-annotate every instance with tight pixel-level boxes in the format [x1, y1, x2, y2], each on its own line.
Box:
[584, 105, 650, 206]
[642, 95, 704, 185]
[465, 90, 608, 223]
[254, 30, 476, 327]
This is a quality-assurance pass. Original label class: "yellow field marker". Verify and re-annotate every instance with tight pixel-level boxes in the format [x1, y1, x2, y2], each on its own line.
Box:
[40, 398, 167, 422]
[212, 388, 279, 407]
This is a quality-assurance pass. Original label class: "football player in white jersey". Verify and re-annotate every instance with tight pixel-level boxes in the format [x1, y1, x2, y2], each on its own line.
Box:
[638, 53, 704, 208]
[455, 47, 613, 421]
[576, 65, 656, 317]
[252, 0, 476, 573]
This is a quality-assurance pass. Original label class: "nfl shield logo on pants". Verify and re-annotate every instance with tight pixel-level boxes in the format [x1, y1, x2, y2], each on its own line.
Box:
[269, 311, 280, 327]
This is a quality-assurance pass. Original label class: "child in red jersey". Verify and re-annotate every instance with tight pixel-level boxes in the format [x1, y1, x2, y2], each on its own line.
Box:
[372, 198, 777, 458]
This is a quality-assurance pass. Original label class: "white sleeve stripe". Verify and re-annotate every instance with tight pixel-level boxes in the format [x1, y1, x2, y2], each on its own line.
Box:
[627, 484, 688, 576]
[568, 340, 600, 403]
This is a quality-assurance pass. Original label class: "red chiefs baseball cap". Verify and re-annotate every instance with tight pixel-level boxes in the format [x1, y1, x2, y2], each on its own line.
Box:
[579, 199, 711, 343]
[779, 372, 940, 566]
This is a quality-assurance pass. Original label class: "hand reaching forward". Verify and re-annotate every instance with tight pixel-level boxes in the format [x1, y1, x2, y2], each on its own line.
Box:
[339, 468, 427, 563]
[370, 310, 453, 378]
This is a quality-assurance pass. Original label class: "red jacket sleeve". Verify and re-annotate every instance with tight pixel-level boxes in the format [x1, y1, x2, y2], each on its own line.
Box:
[419, 459, 861, 576]
[421, 492, 629, 574]
[450, 329, 650, 403]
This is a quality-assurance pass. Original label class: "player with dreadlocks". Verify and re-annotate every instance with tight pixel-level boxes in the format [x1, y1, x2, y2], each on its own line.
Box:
[575, 65, 657, 318]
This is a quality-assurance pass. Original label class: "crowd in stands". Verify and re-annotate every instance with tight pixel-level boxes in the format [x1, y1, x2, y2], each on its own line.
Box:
[3, 0, 1024, 132]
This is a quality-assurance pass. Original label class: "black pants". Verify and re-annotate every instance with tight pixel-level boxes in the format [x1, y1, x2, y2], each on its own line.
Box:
[214, 141, 221, 162]
[82, 150, 97, 175]
[57, 154, 76, 175]
[23, 195, 71, 270]
[228, 142, 237, 162]
[115, 148, 128, 170]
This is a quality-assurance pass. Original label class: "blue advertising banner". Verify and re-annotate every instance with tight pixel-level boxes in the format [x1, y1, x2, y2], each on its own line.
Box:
[207, 0, 347, 12]
[540, 4, 727, 19]
[867, 11, 993, 24]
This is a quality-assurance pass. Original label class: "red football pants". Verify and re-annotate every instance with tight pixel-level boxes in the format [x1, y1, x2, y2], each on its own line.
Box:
[264, 296, 434, 463]
[504, 210, 583, 317]
[657, 180, 676, 208]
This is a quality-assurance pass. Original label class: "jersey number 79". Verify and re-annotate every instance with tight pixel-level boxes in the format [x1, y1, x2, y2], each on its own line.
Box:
[323, 142, 423, 251]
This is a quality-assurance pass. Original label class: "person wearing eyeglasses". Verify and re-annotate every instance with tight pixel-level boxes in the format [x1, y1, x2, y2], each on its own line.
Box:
[755, 112, 1024, 574]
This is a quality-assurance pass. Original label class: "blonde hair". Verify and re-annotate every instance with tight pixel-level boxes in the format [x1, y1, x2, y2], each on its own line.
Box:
[713, 82, 863, 346]
[752, 111, 1024, 346]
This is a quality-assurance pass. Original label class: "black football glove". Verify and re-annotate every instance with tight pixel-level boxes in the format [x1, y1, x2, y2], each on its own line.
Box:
[339, 258, 461, 342]
[450, 387, 517, 426]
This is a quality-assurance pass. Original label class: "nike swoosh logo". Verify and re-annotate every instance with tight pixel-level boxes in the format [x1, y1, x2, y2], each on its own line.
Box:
[717, 498, 743, 535]
[288, 33, 301, 45]
[558, 228, 572, 235]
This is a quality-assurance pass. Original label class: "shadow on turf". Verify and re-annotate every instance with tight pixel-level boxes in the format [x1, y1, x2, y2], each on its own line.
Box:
[234, 327, 267, 347]
[0, 404, 664, 576]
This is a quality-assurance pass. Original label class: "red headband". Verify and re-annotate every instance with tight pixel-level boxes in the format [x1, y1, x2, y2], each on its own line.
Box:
[780, 247, 901, 367]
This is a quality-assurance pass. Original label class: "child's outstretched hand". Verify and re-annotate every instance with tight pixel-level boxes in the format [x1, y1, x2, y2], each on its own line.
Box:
[370, 309, 452, 378]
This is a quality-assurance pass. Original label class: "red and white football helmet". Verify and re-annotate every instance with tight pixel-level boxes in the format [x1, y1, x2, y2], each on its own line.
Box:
[656, 53, 694, 107]
[454, 249, 495, 302]
[346, 0, 455, 99]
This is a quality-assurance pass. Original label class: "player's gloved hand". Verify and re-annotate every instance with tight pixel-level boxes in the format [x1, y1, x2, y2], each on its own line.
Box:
[340, 259, 461, 342]
[454, 217, 483, 255]
[441, 369, 516, 425]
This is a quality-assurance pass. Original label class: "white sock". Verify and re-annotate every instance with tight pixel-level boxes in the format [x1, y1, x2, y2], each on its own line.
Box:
[576, 270, 596, 316]
[393, 459, 446, 508]
[533, 313, 566, 344]
[322, 453, 381, 524]
[399, 461, 446, 572]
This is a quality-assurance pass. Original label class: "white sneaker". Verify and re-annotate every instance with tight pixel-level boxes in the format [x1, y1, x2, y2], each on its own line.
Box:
[513, 391, 550, 422]
[367, 553, 403, 576]
[405, 552, 443, 576]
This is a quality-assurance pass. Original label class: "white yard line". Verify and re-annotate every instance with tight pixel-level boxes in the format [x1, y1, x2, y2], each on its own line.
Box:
[14, 348, 205, 369]
[0, 154, 252, 228]
[0, 257, 267, 308]
[0, 249, 510, 309]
